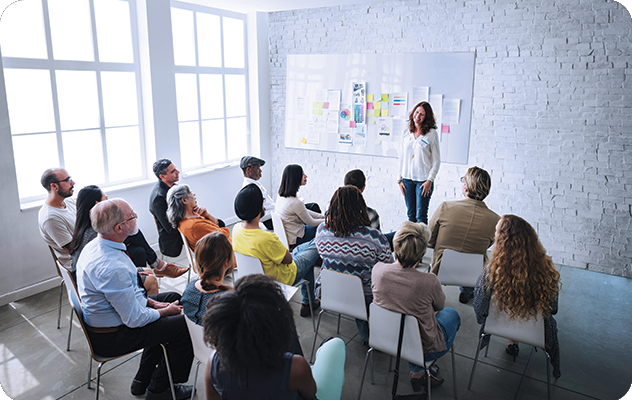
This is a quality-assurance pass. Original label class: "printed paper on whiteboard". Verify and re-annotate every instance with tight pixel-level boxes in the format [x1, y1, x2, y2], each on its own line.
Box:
[412, 86, 429, 105]
[390, 93, 408, 118]
[443, 99, 460, 124]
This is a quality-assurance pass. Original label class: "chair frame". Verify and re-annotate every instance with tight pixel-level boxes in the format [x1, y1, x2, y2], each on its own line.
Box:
[61, 267, 177, 400]
[49, 246, 74, 350]
[234, 251, 315, 331]
[271, 211, 290, 249]
[179, 231, 195, 284]
[309, 269, 368, 363]
[184, 316, 215, 400]
[467, 297, 551, 400]
[357, 303, 458, 400]
[436, 249, 485, 288]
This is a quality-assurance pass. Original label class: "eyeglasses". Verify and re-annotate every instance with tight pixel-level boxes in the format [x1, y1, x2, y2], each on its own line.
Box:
[54, 176, 72, 184]
[119, 212, 138, 225]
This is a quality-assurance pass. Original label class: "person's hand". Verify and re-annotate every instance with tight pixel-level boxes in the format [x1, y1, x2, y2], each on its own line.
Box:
[398, 180, 406, 196]
[138, 268, 154, 276]
[158, 301, 183, 317]
[421, 180, 433, 197]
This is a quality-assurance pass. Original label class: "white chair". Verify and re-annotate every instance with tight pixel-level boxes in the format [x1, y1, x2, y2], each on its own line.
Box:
[179, 231, 195, 284]
[468, 297, 551, 400]
[54, 254, 75, 351]
[48, 246, 68, 330]
[62, 267, 177, 400]
[271, 211, 290, 249]
[184, 316, 216, 400]
[234, 251, 315, 330]
[436, 249, 485, 288]
[309, 270, 367, 362]
[358, 303, 458, 400]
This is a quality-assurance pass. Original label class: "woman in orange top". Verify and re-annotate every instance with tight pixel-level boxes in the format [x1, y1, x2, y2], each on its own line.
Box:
[166, 184, 230, 250]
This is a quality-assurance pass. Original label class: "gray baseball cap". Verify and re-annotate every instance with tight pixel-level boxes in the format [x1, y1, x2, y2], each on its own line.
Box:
[240, 156, 266, 169]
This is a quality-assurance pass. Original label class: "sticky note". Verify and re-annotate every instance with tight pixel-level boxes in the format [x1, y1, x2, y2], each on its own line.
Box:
[350, 121, 357, 128]
[367, 94, 374, 101]
[369, 117, 376, 125]
[375, 138, 381, 145]
[441, 124, 450, 133]
[382, 110, 389, 117]
[312, 109, 317, 114]
[381, 94, 389, 101]
[323, 102, 329, 109]
[367, 102, 374, 110]
[318, 109, 323, 115]
[374, 110, 381, 117]
[313, 103, 317, 107]
[301, 138, 307, 144]
[374, 102, 381, 110]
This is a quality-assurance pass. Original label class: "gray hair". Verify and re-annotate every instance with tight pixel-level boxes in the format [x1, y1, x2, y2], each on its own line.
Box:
[91, 198, 126, 235]
[166, 184, 191, 229]
[393, 221, 431, 268]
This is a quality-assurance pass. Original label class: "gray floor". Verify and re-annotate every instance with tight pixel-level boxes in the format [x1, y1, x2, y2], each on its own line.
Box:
[1, 257, 631, 400]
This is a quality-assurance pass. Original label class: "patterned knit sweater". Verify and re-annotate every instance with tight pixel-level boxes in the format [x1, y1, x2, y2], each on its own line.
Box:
[315, 223, 394, 297]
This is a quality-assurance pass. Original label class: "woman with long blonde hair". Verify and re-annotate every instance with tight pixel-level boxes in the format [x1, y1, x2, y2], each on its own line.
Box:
[473, 214, 561, 378]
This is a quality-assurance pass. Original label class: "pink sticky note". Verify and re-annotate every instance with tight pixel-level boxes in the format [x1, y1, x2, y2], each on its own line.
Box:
[323, 102, 329, 109]
[350, 121, 357, 128]
[441, 124, 450, 133]
[367, 102, 374, 110]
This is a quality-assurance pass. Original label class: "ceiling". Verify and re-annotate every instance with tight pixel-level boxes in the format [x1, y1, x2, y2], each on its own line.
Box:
[180, 0, 384, 13]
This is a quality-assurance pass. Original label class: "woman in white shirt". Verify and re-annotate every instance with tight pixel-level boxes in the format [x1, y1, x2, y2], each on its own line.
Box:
[398, 101, 441, 224]
[276, 164, 324, 248]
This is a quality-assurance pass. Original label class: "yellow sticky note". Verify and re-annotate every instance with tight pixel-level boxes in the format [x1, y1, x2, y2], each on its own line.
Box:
[318, 102, 323, 108]
[301, 138, 307, 144]
[382, 109, 389, 117]
[374, 110, 381, 117]
[369, 117, 376, 125]
[318, 109, 323, 115]
[375, 138, 381, 145]
[313, 109, 317, 114]
[313, 103, 317, 107]
[381, 94, 389, 101]
[367, 94, 374, 101]
[374, 102, 382, 110]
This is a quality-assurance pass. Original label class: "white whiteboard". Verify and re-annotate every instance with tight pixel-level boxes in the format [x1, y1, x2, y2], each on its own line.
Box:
[284, 53, 476, 164]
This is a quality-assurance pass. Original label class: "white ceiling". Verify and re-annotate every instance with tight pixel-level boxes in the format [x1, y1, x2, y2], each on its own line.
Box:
[180, 0, 384, 13]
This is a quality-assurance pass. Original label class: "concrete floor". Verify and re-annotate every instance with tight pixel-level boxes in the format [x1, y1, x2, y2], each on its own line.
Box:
[1, 255, 631, 400]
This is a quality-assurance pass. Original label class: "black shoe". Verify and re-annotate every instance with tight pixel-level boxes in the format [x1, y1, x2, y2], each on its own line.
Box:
[300, 299, 320, 317]
[411, 371, 444, 392]
[131, 379, 149, 396]
[506, 343, 520, 361]
[145, 384, 194, 400]
[459, 291, 474, 304]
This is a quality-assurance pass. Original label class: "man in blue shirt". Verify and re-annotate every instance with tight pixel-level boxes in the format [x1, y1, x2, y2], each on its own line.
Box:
[77, 198, 193, 400]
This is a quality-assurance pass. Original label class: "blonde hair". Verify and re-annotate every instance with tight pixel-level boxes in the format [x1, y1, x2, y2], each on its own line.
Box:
[463, 166, 492, 201]
[393, 221, 430, 268]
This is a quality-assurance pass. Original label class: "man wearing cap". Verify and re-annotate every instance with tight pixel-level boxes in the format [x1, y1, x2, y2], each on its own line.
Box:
[232, 184, 320, 317]
[240, 155, 275, 230]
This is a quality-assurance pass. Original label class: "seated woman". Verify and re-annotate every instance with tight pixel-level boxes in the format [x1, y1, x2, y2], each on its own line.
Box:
[372, 221, 461, 391]
[473, 214, 561, 378]
[166, 184, 230, 250]
[202, 274, 345, 400]
[276, 164, 324, 248]
[181, 232, 235, 324]
[315, 185, 393, 345]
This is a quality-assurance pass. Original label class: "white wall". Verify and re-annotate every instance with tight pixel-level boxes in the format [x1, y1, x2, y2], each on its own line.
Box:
[267, 0, 632, 277]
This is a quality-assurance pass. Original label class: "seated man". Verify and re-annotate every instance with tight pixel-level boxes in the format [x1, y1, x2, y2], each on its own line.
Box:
[38, 168, 76, 269]
[77, 198, 194, 400]
[240, 155, 275, 230]
[232, 184, 320, 317]
[428, 166, 500, 303]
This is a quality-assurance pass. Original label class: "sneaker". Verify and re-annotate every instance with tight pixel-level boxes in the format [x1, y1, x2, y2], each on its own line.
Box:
[459, 291, 474, 304]
[131, 379, 149, 396]
[145, 384, 193, 400]
[154, 263, 189, 279]
[300, 299, 320, 317]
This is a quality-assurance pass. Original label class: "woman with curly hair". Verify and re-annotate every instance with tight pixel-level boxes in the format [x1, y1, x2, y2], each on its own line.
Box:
[397, 101, 441, 224]
[180, 232, 235, 324]
[315, 185, 393, 345]
[202, 274, 346, 400]
[473, 214, 561, 378]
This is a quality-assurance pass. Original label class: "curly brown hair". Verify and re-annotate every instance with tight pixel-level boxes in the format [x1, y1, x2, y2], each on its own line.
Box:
[407, 101, 437, 135]
[324, 186, 370, 237]
[487, 214, 561, 320]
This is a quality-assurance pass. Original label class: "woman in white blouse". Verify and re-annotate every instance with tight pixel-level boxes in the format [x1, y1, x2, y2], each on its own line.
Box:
[276, 164, 324, 248]
[397, 101, 441, 224]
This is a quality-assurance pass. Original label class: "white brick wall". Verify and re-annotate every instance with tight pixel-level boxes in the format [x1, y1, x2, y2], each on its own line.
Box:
[266, 0, 632, 278]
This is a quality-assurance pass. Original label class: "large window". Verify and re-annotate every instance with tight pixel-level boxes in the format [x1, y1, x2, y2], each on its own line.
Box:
[170, 2, 249, 171]
[1, 0, 144, 202]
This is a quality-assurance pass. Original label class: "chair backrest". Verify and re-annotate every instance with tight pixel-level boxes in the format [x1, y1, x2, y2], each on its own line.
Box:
[271, 212, 289, 249]
[320, 269, 368, 321]
[180, 231, 197, 273]
[485, 296, 545, 349]
[233, 252, 265, 281]
[184, 316, 216, 365]
[49, 246, 65, 278]
[437, 249, 485, 287]
[58, 260, 78, 299]
[368, 303, 425, 367]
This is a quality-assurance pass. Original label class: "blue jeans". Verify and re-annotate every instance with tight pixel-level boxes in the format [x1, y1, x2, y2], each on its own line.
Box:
[409, 307, 461, 372]
[292, 239, 319, 305]
[295, 225, 318, 247]
[403, 178, 434, 224]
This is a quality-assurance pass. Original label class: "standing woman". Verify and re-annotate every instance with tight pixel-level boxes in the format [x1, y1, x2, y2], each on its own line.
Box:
[398, 101, 441, 224]
[276, 164, 324, 248]
[473, 214, 561, 378]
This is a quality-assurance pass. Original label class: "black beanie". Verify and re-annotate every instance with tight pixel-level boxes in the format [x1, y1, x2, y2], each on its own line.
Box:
[234, 184, 264, 221]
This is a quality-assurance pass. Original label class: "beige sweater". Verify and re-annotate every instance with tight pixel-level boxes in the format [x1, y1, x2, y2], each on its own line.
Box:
[275, 196, 324, 245]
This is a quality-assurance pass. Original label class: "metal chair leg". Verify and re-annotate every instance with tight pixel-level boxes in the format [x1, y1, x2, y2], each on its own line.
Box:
[513, 346, 535, 400]
[95, 362, 104, 400]
[160, 344, 177, 400]
[66, 311, 73, 351]
[356, 348, 372, 400]
[546, 352, 551, 400]
[336, 314, 341, 334]
[451, 344, 458, 399]
[309, 310, 325, 363]
[87, 359, 93, 389]
[191, 361, 201, 400]
[57, 281, 64, 329]
[467, 334, 485, 390]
